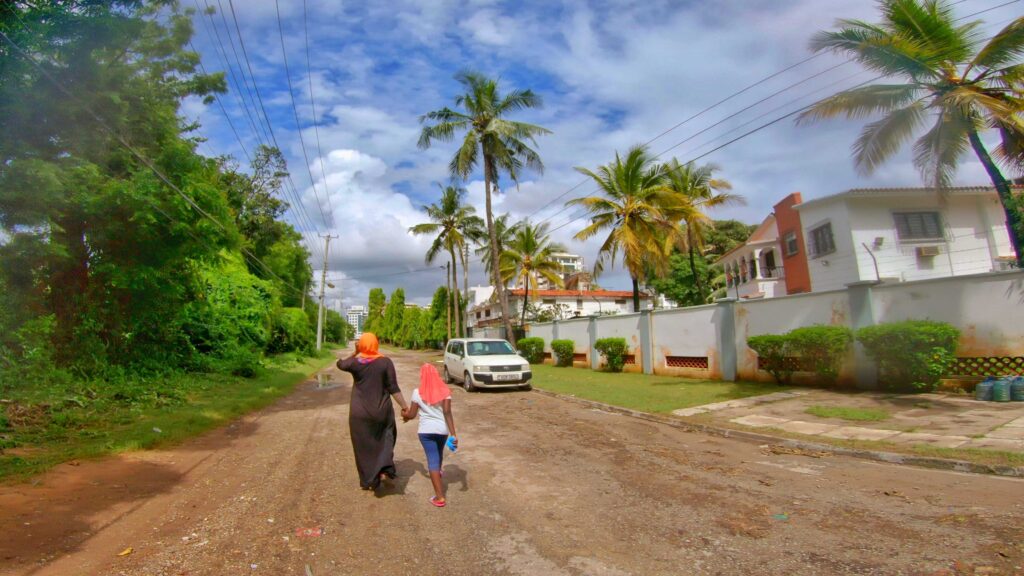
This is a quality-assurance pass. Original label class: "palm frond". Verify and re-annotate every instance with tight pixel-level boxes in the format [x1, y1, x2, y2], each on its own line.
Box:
[797, 84, 922, 124]
[852, 101, 926, 174]
[912, 106, 972, 189]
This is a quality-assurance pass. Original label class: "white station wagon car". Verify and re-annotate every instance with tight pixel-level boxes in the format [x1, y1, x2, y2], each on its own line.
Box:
[443, 338, 532, 391]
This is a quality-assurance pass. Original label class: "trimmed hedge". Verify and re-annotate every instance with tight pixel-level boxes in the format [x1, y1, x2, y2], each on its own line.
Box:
[747, 325, 852, 386]
[856, 320, 959, 391]
[594, 337, 628, 373]
[747, 334, 792, 384]
[517, 337, 545, 364]
[551, 339, 575, 367]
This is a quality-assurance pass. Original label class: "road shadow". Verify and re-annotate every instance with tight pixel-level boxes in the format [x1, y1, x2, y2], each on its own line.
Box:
[392, 457, 469, 495]
[374, 458, 420, 498]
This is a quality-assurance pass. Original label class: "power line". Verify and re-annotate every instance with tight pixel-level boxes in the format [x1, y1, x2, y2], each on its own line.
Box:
[303, 0, 334, 227]
[529, 0, 1014, 227]
[0, 28, 307, 297]
[274, 0, 333, 229]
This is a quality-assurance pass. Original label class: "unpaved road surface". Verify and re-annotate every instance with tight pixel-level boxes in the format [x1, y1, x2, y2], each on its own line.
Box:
[2, 348, 1022, 575]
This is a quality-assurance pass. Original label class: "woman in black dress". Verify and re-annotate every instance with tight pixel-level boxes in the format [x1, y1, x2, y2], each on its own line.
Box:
[337, 332, 410, 490]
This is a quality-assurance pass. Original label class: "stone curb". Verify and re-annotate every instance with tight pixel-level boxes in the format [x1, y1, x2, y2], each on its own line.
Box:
[530, 388, 1024, 479]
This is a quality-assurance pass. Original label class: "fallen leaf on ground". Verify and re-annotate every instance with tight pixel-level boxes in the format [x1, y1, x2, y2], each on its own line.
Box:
[764, 445, 830, 458]
[117, 547, 133, 556]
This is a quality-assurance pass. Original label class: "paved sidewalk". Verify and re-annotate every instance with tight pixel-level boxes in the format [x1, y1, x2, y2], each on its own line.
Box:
[674, 390, 1024, 452]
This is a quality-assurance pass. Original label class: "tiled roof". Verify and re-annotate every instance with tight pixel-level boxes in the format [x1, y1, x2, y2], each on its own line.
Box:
[794, 185, 1019, 210]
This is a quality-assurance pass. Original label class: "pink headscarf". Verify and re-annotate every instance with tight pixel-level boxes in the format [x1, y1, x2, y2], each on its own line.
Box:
[419, 363, 451, 405]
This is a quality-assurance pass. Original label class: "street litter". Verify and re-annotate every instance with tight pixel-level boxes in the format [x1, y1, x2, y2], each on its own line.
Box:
[117, 547, 133, 556]
[296, 527, 324, 537]
[771, 514, 789, 521]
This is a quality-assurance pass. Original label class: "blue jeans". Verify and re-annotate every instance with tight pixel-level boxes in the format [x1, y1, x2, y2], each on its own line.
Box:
[418, 433, 447, 472]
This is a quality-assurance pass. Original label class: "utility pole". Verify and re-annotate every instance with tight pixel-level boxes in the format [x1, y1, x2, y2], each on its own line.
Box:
[445, 260, 451, 341]
[301, 280, 308, 311]
[316, 234, 338, 351]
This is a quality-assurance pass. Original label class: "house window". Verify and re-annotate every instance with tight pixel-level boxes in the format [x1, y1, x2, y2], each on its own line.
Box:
[809, 223, 835, 257]
[476, 311, 482, 320]
[485, 309, 491, 317]
[615, 299, 626, 306]
[748, 257, 757, 280]
[542, 298, 556, 305]
[894, 212, 943, 241]
[783, 231, 799, 256]
[764, 250, 777, 278]
[576, 298, 583, 310]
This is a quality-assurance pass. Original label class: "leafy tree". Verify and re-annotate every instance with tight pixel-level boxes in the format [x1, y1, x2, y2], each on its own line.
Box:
[324, 309, 353, 344]
[474, 213, 521, 279]
[569, 145, 684, 312]
[797, 1, 1024, 265]
[661, 160, 744, 296]
[408, 184, 481, 338]
[648, 251, 717, 307]
[382, 288, 406, 344]
[0, 1, 230, 369]
[500, 221, 566, 326]
[705, 220, 758, 257]
[427, 286, 451, 346]
[418, 71, 551, 345]
[364, 288, 386, 335]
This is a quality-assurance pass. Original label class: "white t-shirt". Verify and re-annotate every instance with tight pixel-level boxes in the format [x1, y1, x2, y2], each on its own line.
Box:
[411, 389, 449, 436]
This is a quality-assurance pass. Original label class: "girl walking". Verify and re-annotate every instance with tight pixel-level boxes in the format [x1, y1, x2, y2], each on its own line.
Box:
[402, 363, 458, 507]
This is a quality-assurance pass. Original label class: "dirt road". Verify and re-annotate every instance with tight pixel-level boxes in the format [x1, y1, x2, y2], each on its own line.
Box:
[2, 348, 1022, 575]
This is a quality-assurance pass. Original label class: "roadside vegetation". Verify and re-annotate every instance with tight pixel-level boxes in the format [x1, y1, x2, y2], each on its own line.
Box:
[529, 364, 782, 414]
[1, 350, 338, 482]
[804, 405, 891, 422]
[0, 3, 352, 479]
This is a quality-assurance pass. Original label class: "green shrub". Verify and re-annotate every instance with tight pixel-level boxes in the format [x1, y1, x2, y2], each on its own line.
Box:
[594, 337, 629, 373]
[517, 337, 545, 364]
[856, 320, 960, 391]
[268, 308, 315, 356]
[551, 339, 575, 367]
[747, 334, 793, 384]
[787, 325, 852, 385]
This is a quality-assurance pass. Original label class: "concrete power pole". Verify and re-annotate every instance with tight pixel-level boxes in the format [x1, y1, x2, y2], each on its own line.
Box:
[316, 234, 338, 351]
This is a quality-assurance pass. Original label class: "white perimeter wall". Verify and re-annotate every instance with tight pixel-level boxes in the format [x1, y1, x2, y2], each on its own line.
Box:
[526, 271, 1024, 384]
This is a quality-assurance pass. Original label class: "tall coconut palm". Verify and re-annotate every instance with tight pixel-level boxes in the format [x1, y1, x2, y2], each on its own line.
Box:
[499, 221, 566, 326]
[796, 1, 1024, 265]
[409, 184, 478, 337]
[474, 213, 522, 278]
[418, 71, 551, 344]
[661, 159, 745, 296]
[568, 145, 684, 312]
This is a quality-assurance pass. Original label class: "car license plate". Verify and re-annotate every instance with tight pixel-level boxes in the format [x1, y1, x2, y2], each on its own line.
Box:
[494, 373, 519, 381]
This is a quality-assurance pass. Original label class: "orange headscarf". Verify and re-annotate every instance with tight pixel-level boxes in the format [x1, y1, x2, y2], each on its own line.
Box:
[418, 363, 451, 405]
[355, 333, 384, 360]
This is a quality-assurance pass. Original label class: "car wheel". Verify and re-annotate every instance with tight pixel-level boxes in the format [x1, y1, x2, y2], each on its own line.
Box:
[463, 371, 476, 392]
[443, 365, 451, 384]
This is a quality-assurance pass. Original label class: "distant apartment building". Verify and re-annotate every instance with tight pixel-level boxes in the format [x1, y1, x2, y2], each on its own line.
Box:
[716, 187, 1015, 299]
[346, 305, 367, 338]
[537, 252, 586, 289]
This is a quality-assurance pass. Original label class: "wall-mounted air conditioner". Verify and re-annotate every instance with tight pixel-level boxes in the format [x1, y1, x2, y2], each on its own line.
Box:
[915, 245, 941, 257]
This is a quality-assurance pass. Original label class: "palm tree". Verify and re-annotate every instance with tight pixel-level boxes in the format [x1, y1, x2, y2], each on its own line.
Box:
[499, 221, 566, 326]
[474, 213, 522, 278]
[568, 145, 684, 312]
[661, 159, 745, 296]
[796, 1, 1024, 265]
[409, 184, 478, 337]
[418, 71, 551, 344]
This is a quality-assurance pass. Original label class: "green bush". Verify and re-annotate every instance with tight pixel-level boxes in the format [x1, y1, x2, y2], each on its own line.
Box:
[856, 320, 960, 391]
[594, 337, 628, 373]
[551, 339, 575, 367]
[268, 308, 315, 356]
[517, 337, 545, 364]
[787, 325, 852, 385]
[747, 334, 793, 384]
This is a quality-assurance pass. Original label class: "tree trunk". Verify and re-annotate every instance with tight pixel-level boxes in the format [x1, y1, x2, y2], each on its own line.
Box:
[445, 261, 451, 341]
[485, 161, 516, 344]
[968, 129, 1023, 267]
[631, 276, 640, 312]
[51, 215, 90, 363]
[449, 246, 461, 337]
[462, 244, 469, 337]
[688, 227, 703, 296]
[521, 275, 530, 327]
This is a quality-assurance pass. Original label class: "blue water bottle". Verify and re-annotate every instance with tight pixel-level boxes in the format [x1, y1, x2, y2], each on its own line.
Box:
[446, 435, 458, 453]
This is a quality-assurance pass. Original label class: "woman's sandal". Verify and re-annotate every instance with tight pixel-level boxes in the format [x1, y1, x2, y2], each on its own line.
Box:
[429, 496, 446, 508]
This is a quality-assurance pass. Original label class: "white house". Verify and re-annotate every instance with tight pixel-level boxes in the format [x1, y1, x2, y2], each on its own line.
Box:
[794, 186, 1016, 292]
[715, 214, 788, 299]
[468, 289, 647, 330]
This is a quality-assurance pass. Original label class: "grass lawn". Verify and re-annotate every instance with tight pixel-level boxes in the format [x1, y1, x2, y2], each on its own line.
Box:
[804, 405, 891, 422]
[530, 364, 785, 414]
[0, 350, 338, 482]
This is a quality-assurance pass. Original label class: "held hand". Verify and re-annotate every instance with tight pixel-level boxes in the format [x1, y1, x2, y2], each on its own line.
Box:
[400, 408, 412, 422]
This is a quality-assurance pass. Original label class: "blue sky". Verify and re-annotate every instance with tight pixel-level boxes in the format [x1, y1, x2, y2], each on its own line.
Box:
[181, 0, 1022, 309]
